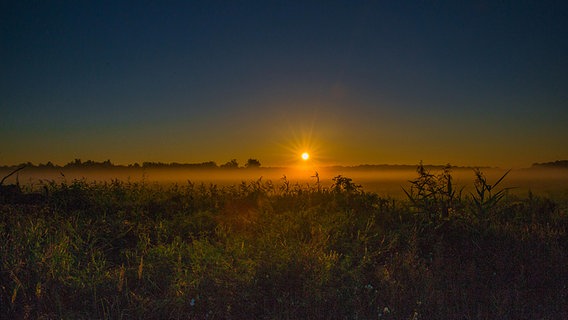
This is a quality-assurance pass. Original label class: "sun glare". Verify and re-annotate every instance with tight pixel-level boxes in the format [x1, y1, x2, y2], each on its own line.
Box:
[275, 123, 323, 168]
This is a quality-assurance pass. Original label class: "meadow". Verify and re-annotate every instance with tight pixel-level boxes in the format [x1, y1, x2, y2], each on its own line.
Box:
[1, 164, 567, 319]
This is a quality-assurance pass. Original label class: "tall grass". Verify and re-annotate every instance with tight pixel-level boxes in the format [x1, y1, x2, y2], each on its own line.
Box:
[1, 166, 567, 319]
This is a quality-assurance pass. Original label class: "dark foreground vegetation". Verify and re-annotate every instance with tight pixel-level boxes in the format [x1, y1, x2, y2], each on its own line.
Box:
[1, 165, 567, 319]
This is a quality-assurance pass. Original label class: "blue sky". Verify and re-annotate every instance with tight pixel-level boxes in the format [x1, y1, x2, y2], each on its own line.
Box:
[1, 1, 567, 167]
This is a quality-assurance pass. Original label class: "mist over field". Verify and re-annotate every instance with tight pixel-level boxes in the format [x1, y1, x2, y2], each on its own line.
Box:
[3, 165, 567, 199]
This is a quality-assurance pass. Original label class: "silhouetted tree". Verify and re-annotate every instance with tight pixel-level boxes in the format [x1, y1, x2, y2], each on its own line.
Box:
[221, 159, 239, 169]
[245, 158, 261, 168]
[37, 161, 58, 168]
[199, 161, 218, 168]
[142, 162, 165, 168]
[64, 159, 81, 167]
[532, 160, 568, 168]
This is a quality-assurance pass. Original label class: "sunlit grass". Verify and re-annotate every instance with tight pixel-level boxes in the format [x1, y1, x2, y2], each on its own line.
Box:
[1, 167, 567, 318]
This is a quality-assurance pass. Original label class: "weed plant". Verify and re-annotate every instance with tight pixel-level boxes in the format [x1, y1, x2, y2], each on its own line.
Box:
[1, 166, 567, 319]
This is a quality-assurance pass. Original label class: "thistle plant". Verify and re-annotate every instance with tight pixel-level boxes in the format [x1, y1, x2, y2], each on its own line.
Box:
[331, 175, 361, 194]
[403, 163, 462, 222]
[470, 168, 512, 221]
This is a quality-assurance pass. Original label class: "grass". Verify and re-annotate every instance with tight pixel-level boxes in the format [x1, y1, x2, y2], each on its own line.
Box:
[1, 165, 567, 319]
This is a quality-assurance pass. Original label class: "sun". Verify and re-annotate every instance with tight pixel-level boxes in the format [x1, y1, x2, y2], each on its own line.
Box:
[275, 124, 322, 167]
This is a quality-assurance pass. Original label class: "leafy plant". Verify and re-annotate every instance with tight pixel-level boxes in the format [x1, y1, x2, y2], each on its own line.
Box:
[470, 168, 512, 221]
[331, 175, 361, 194]
[402, 163, 463, 222]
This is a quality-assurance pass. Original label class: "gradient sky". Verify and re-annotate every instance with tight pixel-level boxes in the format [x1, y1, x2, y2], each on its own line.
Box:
[1, 1, 567, 168]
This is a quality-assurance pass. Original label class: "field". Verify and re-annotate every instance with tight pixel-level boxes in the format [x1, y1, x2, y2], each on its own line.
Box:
[1, 165, 567, 319]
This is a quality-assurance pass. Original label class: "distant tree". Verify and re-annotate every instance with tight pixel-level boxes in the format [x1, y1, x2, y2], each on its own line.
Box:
[221, 159, 239, 169]
[142, 162, 163, 168]
[532, 160, 568, 168]
[200, 161, 218, 168]
[245, 158, 261, 168]
[38, 161, 55, 168]
[65, 159, 82, 167]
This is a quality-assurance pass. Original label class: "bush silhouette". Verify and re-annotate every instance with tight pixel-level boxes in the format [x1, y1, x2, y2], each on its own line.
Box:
[245, 158, 261, 168]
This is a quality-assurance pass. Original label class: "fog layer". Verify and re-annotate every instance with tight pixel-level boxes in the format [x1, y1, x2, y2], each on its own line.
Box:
[2, 166, 567, 199]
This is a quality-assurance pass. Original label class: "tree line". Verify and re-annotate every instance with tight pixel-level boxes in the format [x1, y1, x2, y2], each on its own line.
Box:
[0, 158, 262, 169]
[531, 160, 568, 168]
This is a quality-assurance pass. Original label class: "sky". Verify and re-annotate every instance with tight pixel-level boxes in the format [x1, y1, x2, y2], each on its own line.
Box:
[1, 0, 567, 168]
